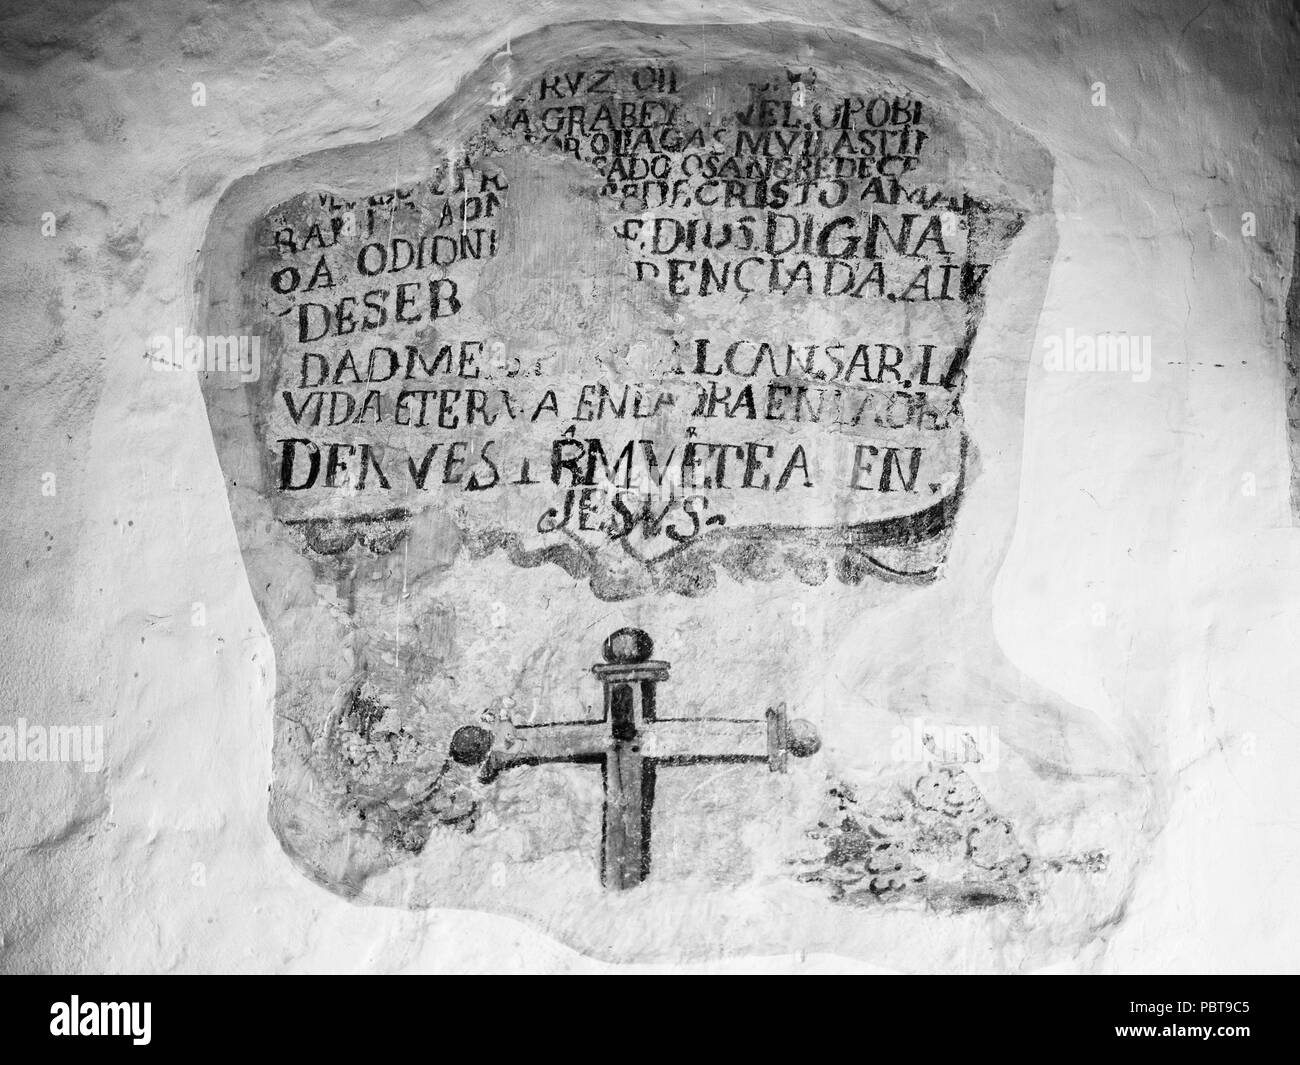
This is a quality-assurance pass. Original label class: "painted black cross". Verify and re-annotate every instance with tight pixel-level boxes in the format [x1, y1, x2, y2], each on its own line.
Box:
[449, 628, 820, 889]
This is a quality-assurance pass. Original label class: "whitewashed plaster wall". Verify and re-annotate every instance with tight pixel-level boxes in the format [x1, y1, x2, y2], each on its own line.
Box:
[0, 0, 1296, 972]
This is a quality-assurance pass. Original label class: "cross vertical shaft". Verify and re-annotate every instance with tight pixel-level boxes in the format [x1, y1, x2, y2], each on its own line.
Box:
[596, 648, 668, 888]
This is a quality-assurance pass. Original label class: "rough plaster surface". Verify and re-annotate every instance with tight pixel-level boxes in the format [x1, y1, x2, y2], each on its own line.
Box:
[0, 0, 1297, 973]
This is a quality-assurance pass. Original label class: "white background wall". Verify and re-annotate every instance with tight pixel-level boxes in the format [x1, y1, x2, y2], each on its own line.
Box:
[0, 0, 1296, 972]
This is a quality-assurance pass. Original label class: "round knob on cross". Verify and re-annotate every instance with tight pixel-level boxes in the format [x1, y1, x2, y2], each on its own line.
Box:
[784, 717, 821, 758]
[766, 705, 821, 770]
[603, 627, 654, 664]
[449, 724, 494, 766]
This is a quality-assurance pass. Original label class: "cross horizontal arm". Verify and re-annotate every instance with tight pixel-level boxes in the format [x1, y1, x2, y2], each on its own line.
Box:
[489, 721, 610, 768]
[639, 718, 769, 763]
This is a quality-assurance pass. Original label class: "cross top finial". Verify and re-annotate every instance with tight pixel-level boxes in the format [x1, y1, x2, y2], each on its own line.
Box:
[603, 627, 654, 664]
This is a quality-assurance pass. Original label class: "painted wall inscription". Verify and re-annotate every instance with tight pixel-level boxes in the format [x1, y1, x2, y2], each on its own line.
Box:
[197, 21, 1151, 966]
[252, 59, 1022, 598]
